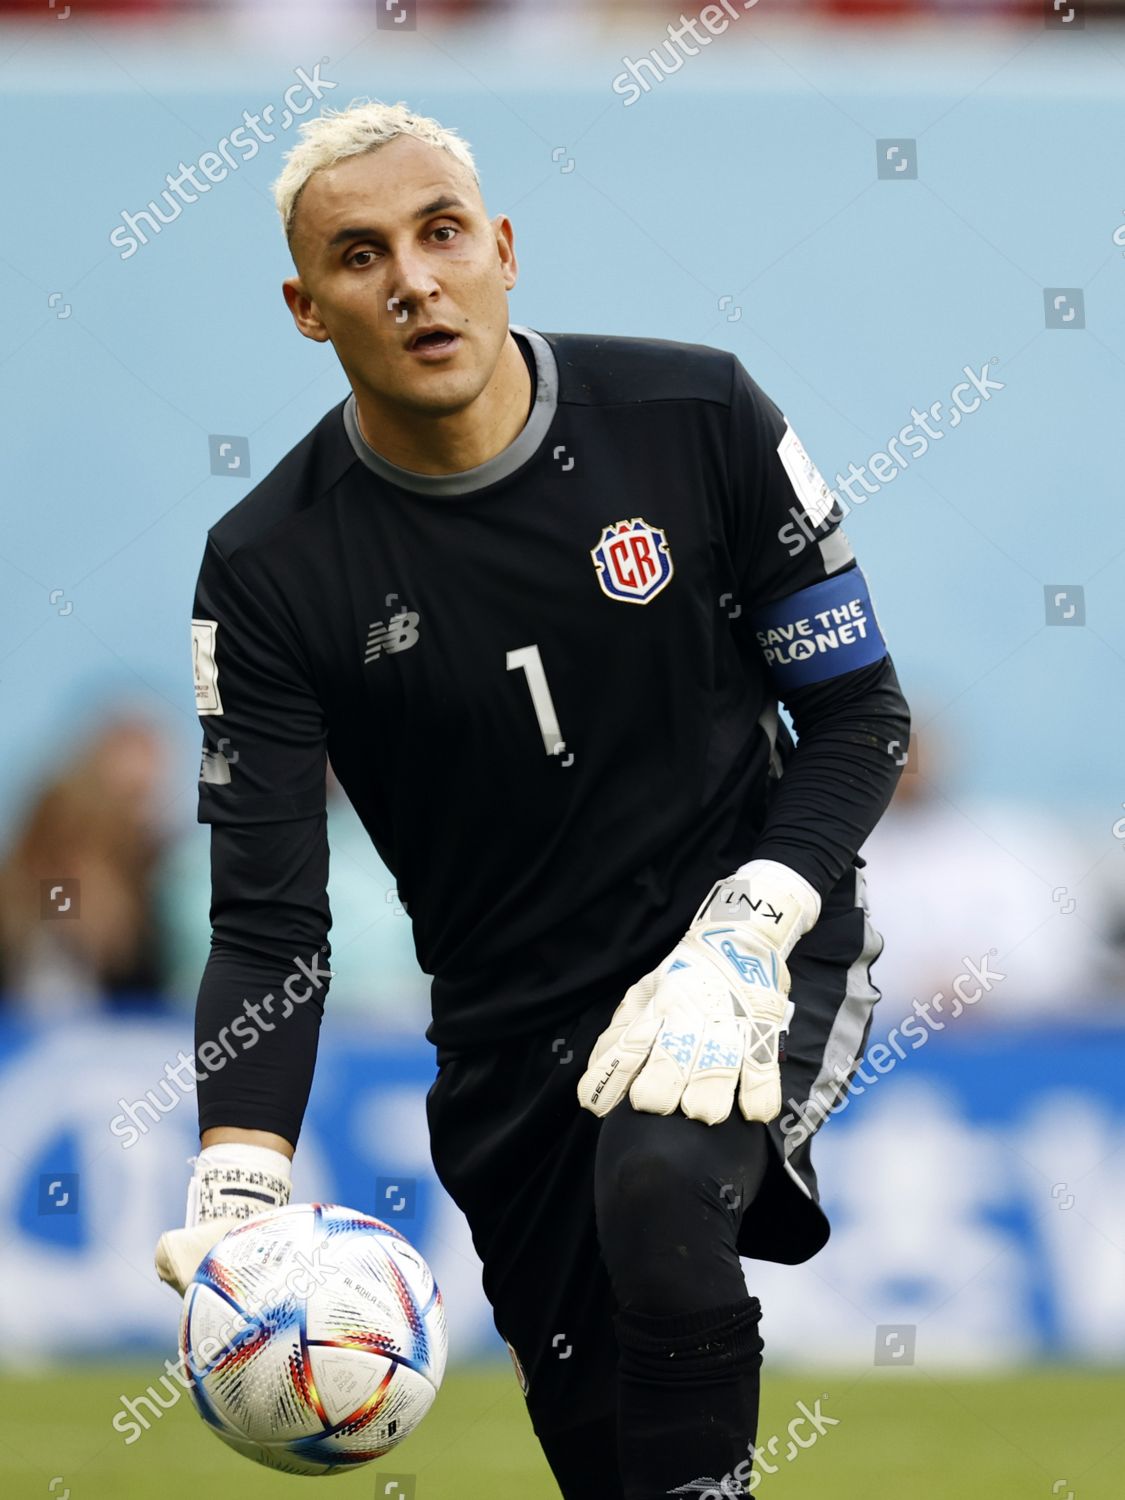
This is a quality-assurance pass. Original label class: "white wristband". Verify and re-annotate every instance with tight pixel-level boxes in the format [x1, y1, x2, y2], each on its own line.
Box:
[185, 1142, 292, 1228]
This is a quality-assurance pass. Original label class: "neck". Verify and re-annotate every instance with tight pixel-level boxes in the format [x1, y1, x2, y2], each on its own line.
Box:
[351, 332, 532, 476]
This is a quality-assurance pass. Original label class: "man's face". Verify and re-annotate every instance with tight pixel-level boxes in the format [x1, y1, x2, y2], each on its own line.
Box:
[283, 135, 517, 418]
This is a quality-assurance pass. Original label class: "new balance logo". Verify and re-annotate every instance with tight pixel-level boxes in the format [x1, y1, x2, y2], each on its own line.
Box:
[365, 610, 421, 662]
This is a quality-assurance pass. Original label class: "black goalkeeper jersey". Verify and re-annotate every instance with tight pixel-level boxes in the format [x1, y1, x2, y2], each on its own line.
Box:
[190, 327, 909, 1142]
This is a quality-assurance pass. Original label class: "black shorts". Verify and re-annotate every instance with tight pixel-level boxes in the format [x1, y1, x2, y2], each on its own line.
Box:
[424, 861, 882, 1436]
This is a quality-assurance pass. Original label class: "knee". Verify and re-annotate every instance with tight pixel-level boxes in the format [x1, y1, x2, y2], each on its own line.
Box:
[594, 1130, 744, 1314]
[593, 1115, 739, 1276]
[595, 1133, 708, 1233]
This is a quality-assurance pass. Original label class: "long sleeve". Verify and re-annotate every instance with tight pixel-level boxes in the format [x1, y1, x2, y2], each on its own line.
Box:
[190, 534, 332, 1146]
[751, 654, 910, 899]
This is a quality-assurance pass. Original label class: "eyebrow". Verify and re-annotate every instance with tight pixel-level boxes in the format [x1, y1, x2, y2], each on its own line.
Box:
[326, 195, 468, 249]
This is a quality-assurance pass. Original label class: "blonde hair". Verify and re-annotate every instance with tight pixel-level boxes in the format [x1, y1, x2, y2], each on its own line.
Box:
[272, 98, 480, 242]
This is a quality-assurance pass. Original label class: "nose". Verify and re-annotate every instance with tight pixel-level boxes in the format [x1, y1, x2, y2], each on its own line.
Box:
[385, 245, 440, 323]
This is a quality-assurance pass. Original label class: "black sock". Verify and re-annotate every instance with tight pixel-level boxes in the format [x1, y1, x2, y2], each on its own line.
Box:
[615, 1296, 763, 1500]
[537, 1411, 625, 1500]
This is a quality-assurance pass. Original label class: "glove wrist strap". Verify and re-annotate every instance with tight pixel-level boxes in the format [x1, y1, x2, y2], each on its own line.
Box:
[697, 858, 822, 961]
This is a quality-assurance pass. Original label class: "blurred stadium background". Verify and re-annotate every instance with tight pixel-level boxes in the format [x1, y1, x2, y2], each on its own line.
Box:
[3, 0, 1125, 1494]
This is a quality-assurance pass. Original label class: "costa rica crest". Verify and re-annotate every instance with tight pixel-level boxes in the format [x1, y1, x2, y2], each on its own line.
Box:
[590, 516, 674, 605]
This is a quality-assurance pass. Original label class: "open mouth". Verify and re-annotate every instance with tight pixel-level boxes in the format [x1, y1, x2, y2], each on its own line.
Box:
[408, 328, 460, 354]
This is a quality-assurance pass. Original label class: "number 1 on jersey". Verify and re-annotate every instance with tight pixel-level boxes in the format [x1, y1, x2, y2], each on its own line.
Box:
[506, 644, 564, 756]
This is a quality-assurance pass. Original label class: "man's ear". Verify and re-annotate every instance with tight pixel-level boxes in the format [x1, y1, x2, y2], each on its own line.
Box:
[282, 277, 332, 343]
[492, 214, 518, 293]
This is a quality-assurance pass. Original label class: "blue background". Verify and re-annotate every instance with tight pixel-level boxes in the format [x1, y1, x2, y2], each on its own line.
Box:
[3, 1015, 1122, 1365]
[2, 22, 1124, 845]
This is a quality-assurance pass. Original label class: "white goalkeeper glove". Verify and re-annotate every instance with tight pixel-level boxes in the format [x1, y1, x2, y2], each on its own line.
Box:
[154, 1141, 292, 1297]
[577, 860, 821, 1126]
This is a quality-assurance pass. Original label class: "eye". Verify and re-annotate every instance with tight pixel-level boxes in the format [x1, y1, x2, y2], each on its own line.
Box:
[347, 248, 378, 268]
[431, 224, 459, 243]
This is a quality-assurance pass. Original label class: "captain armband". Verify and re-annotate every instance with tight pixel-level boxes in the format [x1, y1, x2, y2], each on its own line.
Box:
[751, 567, 888, 692]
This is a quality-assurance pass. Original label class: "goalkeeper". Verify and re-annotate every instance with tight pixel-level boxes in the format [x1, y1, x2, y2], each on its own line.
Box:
[156, 99, 909, 1500]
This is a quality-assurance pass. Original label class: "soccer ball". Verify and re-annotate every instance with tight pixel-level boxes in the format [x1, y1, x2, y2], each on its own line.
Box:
[179, 1202, 447, 1476]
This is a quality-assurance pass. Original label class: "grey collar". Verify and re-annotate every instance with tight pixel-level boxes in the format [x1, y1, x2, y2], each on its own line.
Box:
[342, 324, 558, 497]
